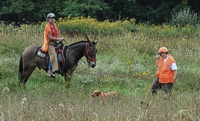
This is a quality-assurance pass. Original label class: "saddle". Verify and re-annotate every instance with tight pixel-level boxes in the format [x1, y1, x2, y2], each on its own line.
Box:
[34, 42, 65, 69]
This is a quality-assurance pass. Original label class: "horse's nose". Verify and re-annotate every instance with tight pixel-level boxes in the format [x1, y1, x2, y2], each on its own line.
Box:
[89, 61, 96, 68]
[91, 64, 96, 68]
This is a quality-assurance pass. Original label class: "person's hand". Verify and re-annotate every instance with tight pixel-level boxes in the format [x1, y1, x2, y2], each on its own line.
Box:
[173, 77, 176, 83]
[155, 55, 160, 67]
[58, 37, 64, 42]
[155, 55, 160, 60]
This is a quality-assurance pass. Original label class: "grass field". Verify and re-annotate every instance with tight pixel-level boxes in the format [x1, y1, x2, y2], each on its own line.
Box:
[0, 23, 200, 120]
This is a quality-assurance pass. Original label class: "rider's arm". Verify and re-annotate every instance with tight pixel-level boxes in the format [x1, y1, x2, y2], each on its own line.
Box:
[48, 32, 64, 42]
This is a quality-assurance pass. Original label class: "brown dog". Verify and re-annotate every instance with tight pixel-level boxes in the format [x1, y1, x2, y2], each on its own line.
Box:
[91, 90, 120, 98]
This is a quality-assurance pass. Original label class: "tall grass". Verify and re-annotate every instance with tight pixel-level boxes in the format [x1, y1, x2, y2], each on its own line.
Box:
[0, 19, 200, 120]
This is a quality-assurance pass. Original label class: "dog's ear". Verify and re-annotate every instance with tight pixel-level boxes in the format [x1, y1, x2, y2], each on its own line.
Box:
[96, 91, 101, 96]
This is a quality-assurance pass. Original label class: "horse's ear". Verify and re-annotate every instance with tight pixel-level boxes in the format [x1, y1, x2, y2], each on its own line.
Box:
[86, 35, 90, 42]
[93, 38, 98, 45]
[92, 40, 98, 45]
[97, 91, 101, 96]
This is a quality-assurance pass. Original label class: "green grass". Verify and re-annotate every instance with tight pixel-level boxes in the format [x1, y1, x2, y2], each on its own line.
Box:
[0, 23, 200, 120]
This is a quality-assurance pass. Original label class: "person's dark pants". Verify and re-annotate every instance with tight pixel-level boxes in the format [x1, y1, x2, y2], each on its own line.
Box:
[151, 78, 173, 95]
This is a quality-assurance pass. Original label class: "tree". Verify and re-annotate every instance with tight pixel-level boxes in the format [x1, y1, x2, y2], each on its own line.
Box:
[61, 0, 112, 21]
[0, 0, 34, 23]
[103, 0, 189, 24]
[0, 0, 198, 24]
[0, 0, 65, 24]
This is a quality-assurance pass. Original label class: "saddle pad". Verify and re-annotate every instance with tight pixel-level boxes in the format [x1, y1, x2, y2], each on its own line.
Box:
[34, 49, 46, 58]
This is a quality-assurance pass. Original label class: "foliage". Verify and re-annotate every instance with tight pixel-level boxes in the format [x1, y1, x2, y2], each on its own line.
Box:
[52, 16, 200, 39]
[1, 0, 34, 14]
[1, 0, 200, 24]
[60, 0, 112, 21]
[0, 0, 66, 23]
[171, 7, 199, 27]
[57, 16, 136, 35]
[1, 20, 200, 120]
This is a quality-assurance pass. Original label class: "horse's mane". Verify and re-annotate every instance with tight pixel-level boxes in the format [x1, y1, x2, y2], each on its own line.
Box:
[69, 40, 87, 47]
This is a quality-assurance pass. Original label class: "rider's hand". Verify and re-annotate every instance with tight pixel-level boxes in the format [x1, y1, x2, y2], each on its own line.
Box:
[58, 37, 64, 42]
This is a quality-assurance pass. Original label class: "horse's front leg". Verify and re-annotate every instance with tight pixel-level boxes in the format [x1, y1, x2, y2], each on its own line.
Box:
[63, 72, 72, 88]
[64, 72, 72, 82]
[63, 64, 77, 87]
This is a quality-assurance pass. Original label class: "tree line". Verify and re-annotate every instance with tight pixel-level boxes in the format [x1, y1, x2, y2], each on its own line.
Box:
[0, 0, 199, 25]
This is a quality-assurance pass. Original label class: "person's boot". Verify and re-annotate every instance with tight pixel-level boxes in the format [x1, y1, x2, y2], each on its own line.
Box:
[54, 70, 60, 74]
[47, 70, 56, 77]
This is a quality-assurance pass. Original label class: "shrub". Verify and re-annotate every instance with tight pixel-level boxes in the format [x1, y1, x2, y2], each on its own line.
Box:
[170, 7, 198, 27]
[56, 16, 136, 36]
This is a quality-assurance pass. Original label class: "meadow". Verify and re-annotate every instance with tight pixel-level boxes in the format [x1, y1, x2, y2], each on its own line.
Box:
[0, 18, 200, 120]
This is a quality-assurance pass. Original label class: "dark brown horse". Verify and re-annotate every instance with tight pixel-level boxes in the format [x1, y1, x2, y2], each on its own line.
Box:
[18, 37, 98, 86]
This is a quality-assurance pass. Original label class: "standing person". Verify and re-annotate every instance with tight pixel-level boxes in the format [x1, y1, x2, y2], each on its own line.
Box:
[151, 47, 178, 95]
[41, 13, 64, 77]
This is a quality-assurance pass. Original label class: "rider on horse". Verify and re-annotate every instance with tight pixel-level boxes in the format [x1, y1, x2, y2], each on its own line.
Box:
[41, 13, 64, 77]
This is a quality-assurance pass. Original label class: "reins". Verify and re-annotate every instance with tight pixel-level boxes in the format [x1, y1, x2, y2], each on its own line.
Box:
[62, 40, 89, 65]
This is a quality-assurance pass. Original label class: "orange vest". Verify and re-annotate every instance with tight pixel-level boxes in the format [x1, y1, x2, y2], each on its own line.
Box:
[156, 54, 176, 83]
[41, 23, 58, 52]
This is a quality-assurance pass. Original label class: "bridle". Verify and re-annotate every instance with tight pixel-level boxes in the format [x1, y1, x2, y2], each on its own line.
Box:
[84, 43, 96, 62]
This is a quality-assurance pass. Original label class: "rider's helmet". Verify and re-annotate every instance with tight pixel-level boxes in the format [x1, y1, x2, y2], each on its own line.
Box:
[47, 13, 56, 19]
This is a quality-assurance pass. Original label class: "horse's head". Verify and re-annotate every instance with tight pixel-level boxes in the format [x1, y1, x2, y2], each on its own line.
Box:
[84, 38, 98, 68]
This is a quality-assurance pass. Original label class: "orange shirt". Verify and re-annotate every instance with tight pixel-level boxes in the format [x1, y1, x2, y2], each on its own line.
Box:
[41, 23, 58, 52]
[156, 54, 176, 83]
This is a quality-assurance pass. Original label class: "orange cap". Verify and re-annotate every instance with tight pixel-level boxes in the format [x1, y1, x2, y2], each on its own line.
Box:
[157, 47, 168, 54]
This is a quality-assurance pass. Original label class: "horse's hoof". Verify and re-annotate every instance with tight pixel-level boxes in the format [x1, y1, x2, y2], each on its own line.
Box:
[66, 82, 70, 88]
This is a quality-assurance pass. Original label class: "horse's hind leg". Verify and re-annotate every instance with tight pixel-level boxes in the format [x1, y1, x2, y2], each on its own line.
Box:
[20, 67, 36, 85]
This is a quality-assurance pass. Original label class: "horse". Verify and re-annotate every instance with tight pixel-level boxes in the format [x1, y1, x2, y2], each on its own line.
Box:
[18, 37, 98, 87]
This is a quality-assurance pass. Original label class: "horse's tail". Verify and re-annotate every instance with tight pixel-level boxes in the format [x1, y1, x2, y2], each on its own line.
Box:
[18, 55, 23, 80]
